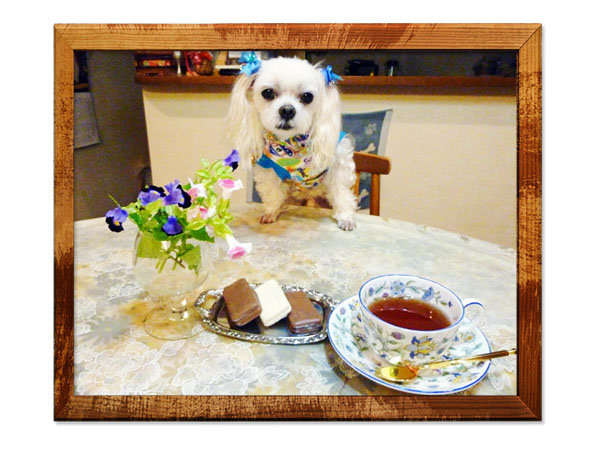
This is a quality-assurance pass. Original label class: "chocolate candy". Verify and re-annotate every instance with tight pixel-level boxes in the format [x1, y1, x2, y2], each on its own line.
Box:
[286, 291, 322, 334]
[254, 280, 292, 327]
[222, 278, 262, 326]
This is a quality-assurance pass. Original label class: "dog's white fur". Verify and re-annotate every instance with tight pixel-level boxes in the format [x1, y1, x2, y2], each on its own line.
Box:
[226, 57, 357, 231]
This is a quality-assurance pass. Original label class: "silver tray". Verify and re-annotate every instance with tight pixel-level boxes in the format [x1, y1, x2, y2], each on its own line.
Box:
[194, 284, 337, 345]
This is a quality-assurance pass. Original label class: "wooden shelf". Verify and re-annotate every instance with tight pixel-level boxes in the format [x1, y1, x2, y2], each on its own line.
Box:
[136, 74, 237, 86]
[135, 74, 516, 90]
[345, 75, 515, 88]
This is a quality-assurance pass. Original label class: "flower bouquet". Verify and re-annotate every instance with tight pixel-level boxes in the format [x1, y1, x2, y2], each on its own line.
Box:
[105, 151, 249, 340]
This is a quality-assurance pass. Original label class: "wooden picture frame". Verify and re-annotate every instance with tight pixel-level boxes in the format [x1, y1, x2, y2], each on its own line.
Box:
[55, 23, 541, 420]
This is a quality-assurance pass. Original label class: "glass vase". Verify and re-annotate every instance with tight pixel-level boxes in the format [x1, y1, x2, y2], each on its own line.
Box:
[132, 232, 213, 340]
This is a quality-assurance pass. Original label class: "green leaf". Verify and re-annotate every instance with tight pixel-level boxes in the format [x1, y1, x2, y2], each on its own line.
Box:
[180, 244, 201, 269]
[165, 205, 177, 216]
[123, 204, 138, 215]
[136, 233, 164, 258]
[189, 227, 214, 243]
[188, 217, 208, 231]
[128, 212, 144, 228]
[212, 223, 232, 239]
[221, 211, 233, 224]
[153, 228, 169, 241]
[145, 199, 163, 216]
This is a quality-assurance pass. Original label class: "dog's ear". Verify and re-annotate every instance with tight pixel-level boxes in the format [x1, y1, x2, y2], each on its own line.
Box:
[309, 76, 341, 172]
[226, 74, 264, 169]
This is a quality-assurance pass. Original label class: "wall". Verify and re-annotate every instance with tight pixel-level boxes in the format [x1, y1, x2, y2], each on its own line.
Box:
[142, 86, 516, 249]
[74, 51, 151, 221]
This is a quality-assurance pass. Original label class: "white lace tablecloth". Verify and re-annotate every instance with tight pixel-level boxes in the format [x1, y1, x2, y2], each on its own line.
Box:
[74, 204, 516, 396]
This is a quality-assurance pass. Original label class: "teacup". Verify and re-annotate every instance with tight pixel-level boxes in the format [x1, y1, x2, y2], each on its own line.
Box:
[358, 274, 484, 365]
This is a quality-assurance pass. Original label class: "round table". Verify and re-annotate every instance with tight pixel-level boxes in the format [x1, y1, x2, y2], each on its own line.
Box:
[74, 203, 516, 395]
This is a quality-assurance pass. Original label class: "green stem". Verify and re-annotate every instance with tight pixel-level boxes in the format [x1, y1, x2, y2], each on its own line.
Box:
[157, 256, 168, 273]
[170, 254, 185, 270]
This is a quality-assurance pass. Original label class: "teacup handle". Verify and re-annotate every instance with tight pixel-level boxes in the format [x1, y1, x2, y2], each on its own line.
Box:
[459, 298, 484, 332]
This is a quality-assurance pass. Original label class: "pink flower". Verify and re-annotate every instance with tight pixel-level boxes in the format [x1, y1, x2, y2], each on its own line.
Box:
[187, 205, 216, 222]
[218, 178, 243, 200]
[225, 234, 252, 260]
[187, 178, 207, 200]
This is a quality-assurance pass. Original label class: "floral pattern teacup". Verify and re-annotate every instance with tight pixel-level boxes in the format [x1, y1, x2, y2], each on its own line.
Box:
[358, 274, 484, 365]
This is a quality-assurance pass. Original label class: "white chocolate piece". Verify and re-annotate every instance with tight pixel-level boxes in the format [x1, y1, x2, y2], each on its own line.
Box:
[255, 280, 292, 327]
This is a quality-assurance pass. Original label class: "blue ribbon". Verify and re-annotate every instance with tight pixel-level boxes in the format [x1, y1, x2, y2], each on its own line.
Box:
[239, 51, 261, 76]
[321, 65, 343, 85]
[256, 154, 291, 181]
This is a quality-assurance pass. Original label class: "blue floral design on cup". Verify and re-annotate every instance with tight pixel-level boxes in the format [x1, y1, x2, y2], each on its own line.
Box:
[358, 274, 485, 365]
[421, 287, 434, 301]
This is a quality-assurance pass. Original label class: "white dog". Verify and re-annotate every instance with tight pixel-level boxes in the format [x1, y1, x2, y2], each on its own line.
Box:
[226, 56, 357, 231]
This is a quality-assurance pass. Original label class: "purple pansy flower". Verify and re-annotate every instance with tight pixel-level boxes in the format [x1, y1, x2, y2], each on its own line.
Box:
[105, 207, 128, 232]
[224, 149, 240, 171]
[177, 185, 192, 208]
[163, 180, 191, 208]
[162, 216, 183, 236]
[138, 185, 166, 206]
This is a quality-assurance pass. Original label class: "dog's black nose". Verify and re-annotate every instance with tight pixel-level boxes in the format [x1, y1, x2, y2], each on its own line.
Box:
[279, 104, 296, 120]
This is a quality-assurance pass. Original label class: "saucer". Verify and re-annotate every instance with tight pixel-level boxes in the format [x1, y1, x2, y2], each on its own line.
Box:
[327, 296, 492, 395]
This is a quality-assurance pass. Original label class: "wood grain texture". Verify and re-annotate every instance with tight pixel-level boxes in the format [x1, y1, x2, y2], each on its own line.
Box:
[353, 152, 392, 216]
[54, 27, 75, 419]
[516, 27, 542, 420]
[55, 23, 539, 50]
[54, 23, 542, 421]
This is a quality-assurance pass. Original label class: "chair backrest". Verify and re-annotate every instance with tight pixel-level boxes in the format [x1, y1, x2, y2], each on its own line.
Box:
[352, 152, 391, 215]
[342, 109, 393, 215]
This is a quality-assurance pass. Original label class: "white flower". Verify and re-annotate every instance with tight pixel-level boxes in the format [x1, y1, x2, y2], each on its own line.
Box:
[218, 178, 243, 200]
[187, 178, 207, 200]
[225, 234, 252, 259]
[187, 205, 216, 222]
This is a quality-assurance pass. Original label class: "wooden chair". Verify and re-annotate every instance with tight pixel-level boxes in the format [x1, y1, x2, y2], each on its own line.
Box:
[352, 151, 392, 216]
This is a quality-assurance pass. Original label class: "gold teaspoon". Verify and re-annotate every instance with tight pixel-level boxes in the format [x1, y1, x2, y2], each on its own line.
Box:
[375, 348, 516, 383]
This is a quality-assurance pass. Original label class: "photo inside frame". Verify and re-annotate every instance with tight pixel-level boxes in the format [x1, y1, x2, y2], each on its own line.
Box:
[76, 48, 517, 249]
[57, 25, 540, 420]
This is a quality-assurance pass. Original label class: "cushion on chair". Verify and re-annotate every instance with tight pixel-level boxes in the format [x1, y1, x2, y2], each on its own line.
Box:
[341, 109, 393, 210]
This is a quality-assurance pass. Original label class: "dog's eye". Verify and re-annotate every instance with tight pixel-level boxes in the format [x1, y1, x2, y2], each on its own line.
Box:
[261, 89, 275, 100]
[300, 92, 314, 104]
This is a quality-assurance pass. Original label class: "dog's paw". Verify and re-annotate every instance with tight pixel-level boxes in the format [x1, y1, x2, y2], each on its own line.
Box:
[259, 212, 279, 224]
[337, 217, 356, 231]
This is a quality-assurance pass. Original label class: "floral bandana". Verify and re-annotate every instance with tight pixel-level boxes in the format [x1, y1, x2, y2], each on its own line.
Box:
[255, 132, 329, 190]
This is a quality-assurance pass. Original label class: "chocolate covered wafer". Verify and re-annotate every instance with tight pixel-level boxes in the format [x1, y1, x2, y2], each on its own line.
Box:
[286, 291, 322, 334]
[223, 278, 262, 326]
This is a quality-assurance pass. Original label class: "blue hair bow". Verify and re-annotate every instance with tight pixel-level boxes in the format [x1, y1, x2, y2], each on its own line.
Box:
[239, 51, 261, 76]
[321, 65, 343, 85]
